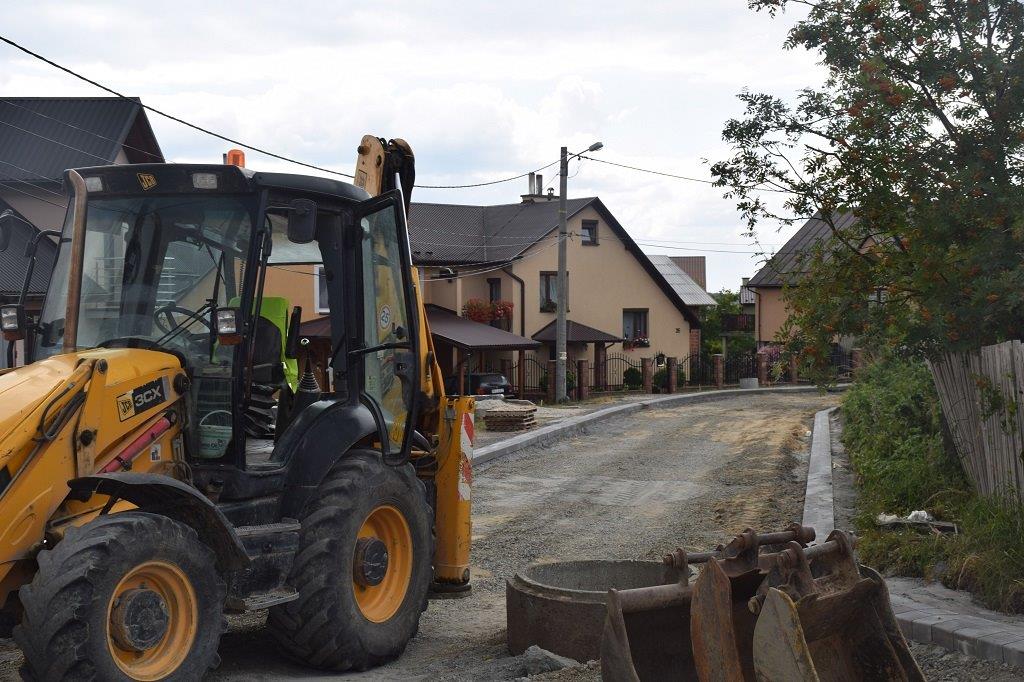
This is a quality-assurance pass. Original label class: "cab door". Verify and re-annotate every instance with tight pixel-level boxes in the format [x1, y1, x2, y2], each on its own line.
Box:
[354, 191, 420, 463]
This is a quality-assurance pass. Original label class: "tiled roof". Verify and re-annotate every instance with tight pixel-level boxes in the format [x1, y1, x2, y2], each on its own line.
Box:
[0, 97, 163, 183]
[648, 255, 717, 306]
[532, 319, 624, 343]
[409, 198, 593, 264]
[669, 256, 706, 290]
[747, 212, 858, 287]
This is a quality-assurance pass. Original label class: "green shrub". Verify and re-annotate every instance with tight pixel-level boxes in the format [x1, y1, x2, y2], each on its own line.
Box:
[844, 355, 1024, 612]
[538, 371, 576, 393]
[623, 367, 643, 389]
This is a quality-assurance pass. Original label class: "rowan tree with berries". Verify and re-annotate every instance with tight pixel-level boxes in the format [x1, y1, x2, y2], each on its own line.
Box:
[713, 0, 1024, 378]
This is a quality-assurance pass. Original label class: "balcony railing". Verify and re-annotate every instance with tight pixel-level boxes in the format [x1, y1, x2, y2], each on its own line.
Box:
[722, 313, 755, 333]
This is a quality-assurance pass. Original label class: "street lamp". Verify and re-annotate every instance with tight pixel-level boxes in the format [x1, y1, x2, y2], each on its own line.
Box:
[555, 141, 603, 402]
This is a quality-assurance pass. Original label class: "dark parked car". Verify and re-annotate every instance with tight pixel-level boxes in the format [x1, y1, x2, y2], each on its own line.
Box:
[445, 372, 514, 397]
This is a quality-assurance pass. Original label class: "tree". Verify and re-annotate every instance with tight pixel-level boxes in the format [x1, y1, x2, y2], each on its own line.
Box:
[700, 290, 756, 354]
[712, 0, 1024, 377]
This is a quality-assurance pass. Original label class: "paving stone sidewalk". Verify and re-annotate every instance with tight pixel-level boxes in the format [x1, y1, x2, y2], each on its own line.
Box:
[805, 407, 1024, 668]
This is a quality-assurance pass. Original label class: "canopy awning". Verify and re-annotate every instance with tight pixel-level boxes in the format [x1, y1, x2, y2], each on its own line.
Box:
[532, 319, 624, 344]
[426, 305, 540, 351]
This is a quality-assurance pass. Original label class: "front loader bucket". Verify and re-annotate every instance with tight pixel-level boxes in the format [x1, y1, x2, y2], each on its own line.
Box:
[601, 525, 815, 682]
[752, 531, 924, 682]
[601, 580, 698, 682]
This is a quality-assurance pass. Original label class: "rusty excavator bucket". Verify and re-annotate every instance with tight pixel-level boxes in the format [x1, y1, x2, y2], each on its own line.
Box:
[601, 524, 815, 682]
[752, 530, 924, 682]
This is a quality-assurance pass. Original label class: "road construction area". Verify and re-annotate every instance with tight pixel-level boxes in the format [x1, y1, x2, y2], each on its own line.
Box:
[208, 391, 837, 680]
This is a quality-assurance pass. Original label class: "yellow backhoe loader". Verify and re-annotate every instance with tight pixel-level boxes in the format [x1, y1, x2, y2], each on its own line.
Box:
[0, 136, 474, 680]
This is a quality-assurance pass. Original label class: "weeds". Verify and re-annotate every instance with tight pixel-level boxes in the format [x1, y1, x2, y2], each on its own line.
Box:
[843, 356, 1024, 613]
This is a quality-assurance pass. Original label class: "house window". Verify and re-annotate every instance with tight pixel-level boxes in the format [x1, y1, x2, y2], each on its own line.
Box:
[487, 277, 501, 302]
[622, 309, 649, 339]
[581, 219, 598, 245]
[315, 264, 330, 313]
[539, 271, 566, 312]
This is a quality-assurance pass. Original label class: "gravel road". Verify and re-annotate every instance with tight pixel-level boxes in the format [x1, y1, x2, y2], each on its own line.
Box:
[211, 391, 836, 680]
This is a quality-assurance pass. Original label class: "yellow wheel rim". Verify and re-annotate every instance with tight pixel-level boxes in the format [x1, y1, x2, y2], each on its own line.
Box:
[106, 561, 198, 681]
[352, 505, 413, 623]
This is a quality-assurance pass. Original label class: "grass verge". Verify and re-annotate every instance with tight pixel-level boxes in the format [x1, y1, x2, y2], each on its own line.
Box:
[843, 356, 1024, 613]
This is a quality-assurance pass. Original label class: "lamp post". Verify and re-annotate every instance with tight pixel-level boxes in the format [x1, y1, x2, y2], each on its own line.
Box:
[555, 141, 603, 402]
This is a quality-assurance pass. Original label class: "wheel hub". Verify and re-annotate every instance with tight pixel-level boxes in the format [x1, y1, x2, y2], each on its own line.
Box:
[354, 536, 389, 587]
[110, 588, 170, 652]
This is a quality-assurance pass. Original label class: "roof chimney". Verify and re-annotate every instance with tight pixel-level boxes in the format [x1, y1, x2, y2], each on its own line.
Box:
[528, 172, 536, 194]
[535, 173, 543, 195]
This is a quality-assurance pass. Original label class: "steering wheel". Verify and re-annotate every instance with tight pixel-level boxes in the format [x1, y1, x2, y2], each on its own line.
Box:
[153, 304, 213, 336]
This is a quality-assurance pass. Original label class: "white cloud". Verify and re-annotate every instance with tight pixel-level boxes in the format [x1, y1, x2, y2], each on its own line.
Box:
[0, 0, 823, 290]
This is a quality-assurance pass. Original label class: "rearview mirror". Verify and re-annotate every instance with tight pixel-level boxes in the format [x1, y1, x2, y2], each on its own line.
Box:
[287, 199, 317, 244]
[0, 210, 13, 253]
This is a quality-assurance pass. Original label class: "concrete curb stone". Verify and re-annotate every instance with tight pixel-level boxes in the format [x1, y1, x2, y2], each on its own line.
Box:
[807, 407, 1024, 667]
[472, 384, 843, 466]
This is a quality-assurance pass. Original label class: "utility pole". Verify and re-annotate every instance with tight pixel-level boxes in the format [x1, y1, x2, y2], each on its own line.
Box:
[555, 147, 569, 402]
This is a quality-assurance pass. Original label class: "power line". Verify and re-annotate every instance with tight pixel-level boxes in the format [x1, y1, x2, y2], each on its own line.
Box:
[635, 236, 782, 247]
[634, 241, 765, 254]
[415, 159, 559, 189]
[579, 155, 790, 193]
[0, 35, 567, 192]
[0, 160, 68, 198]
[0, 34, 357, 179]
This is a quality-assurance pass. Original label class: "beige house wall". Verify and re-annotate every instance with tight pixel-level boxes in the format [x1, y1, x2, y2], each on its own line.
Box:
[753, 287, 789, 344]
[262, 206, 695, 375]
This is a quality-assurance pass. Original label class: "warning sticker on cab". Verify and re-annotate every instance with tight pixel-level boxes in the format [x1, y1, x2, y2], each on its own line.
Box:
[115, 377, 169, 422]
[378, 305, 392, 330]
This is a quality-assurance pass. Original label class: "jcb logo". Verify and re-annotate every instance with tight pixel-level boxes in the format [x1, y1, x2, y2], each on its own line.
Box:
[137, 173, 157, 190]
[116, 394, 135, 420]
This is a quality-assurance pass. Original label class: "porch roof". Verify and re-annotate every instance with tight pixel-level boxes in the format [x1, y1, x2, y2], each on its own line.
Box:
[425, 305, 540, 351]
[532, 319, 625, 344]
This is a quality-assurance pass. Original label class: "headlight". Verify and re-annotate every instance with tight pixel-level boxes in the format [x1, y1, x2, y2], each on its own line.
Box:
[192, 173, 218, 190]
[1, 304, 25, 337]
[215, 308, 239, 335]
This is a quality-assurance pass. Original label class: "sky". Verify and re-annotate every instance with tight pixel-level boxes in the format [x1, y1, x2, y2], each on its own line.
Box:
[0, 1, 824, 292]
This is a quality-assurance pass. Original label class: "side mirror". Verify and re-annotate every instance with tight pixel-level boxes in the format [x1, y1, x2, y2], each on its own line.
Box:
[287, 199, 317, 244]
[0, 210, 13, 253]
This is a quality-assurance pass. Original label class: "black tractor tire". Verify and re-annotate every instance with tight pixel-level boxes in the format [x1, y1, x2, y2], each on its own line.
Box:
[269, 450, 434, 671]
[14, 512, 226, 681]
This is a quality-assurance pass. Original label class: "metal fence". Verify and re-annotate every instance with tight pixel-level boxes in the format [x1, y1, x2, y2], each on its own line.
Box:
[929, 340, 1024, 505]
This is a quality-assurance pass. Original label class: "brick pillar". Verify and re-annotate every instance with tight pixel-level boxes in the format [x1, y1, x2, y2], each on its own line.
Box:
[689, 328, 702, 355]
[546, 359, 557, 403]
[642, 357, 654, 394]
[713, 353, 724, 388]
[577, 359, 589, 401]
[851, 348, 864, 374]
[667, 357, 678, 393]
[757, 352, 768, 386]
[789, 354, 800, 384]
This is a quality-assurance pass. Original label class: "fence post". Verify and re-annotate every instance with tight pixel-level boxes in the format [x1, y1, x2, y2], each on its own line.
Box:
[642, 357, 653, 394]
[713, 353, 724, 388]
[577, 359, 589, 401]
[546, 359, 557, 403]
[789, 354, 800, 384]
[757, 352, 768, 386]
[500, 358, 513, 386]
[667, 357, 678, 393]
[517, 350, 526, 397]
[851, 348, 863, 375]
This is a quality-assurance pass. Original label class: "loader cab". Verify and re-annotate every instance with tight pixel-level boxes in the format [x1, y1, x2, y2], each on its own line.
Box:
[27, 164, 420, 492]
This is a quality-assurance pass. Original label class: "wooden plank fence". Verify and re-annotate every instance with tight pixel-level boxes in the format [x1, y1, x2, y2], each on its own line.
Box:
[928, 340, 1024, 505]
